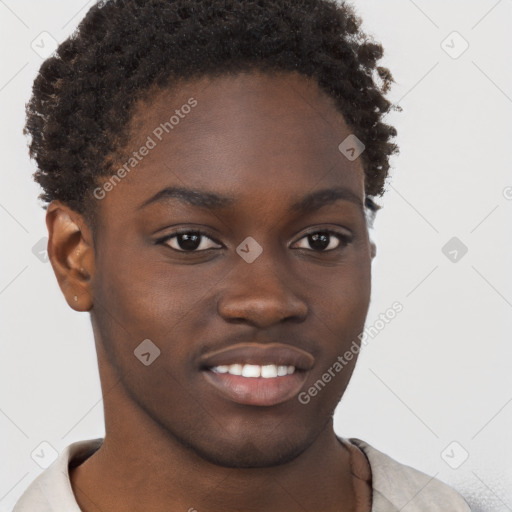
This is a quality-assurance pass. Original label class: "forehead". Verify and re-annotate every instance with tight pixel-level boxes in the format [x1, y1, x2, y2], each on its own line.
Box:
[130, 70, 360, 157]
[99, 70, 365, 216]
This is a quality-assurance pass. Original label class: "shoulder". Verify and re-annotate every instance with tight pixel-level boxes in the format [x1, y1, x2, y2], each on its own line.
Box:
[13, 438, 103, 512]
[348, 438, 471, 511]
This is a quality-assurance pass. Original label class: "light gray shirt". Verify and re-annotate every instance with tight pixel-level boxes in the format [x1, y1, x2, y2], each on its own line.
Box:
[13, 437, 471, 511]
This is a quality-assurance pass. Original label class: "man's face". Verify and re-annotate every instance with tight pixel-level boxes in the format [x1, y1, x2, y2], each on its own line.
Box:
[89, 70, 373, 468]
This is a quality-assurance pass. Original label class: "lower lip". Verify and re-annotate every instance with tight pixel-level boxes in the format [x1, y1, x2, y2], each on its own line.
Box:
[202, 370, 309, 406]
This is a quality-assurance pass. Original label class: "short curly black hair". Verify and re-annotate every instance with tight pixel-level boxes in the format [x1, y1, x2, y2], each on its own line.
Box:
[24, 0, 399, 230]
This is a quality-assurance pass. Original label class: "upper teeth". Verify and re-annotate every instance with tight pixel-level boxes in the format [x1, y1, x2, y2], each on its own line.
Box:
[211, 364, 295, 378]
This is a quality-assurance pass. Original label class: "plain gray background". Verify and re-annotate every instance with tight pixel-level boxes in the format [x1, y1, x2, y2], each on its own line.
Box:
[1, 1, 511, 510]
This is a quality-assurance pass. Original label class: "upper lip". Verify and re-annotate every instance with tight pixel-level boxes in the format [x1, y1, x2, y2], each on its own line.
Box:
[199, 343, 315, 371]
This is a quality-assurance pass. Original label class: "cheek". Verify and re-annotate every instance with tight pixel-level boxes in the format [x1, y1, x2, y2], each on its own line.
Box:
[301, 257, 371, 361]
[91, 250, 202, 400]
[302, 254, 371, 315]
[91, 242, 222, 373]
[94, 242, 205, 323]
[299, 266, 370, 408]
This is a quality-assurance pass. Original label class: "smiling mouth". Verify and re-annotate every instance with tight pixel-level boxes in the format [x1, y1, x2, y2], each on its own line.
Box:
[210, 363, 297, 378]
[199, 343, 314, 407]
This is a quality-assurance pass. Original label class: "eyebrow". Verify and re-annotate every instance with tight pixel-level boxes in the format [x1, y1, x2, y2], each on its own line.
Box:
[137, 185, 364, 215]
[138, 186, 236, 211]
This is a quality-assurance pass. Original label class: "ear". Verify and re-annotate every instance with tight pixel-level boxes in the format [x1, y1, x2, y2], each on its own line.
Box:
[370, 241, 377, 260]
[45, 200, 94, 312]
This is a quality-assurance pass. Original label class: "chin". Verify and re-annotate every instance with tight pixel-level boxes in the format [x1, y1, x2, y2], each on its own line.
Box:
[187, 434, 314, 469]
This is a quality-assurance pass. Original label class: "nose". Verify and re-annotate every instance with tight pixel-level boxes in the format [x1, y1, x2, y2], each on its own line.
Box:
[217, 254, 308, 328]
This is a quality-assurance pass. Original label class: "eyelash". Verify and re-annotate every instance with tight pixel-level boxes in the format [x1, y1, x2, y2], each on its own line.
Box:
[156, 228, 352, 253]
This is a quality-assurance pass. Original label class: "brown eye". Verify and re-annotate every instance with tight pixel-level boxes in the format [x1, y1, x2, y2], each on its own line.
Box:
[294, 230, 350, 252]
[160, 231, 222, 252]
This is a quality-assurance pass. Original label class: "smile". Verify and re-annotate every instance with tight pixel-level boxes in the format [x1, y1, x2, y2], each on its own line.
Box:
[199, 343, 314, 407]
[210, 363, 296, 378]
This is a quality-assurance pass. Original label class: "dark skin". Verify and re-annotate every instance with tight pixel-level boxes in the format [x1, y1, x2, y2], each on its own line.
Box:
[47, 70, 376, 512]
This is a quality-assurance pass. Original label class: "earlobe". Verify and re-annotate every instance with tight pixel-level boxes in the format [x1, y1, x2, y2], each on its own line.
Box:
[370, 241, 377, 260]
[45, 201, 94, 312]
